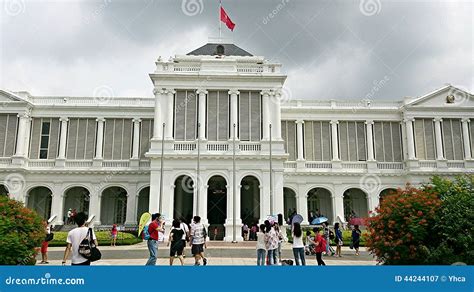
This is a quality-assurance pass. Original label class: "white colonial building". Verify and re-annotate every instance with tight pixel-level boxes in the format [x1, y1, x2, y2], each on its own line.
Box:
[0, 42, 473, 241]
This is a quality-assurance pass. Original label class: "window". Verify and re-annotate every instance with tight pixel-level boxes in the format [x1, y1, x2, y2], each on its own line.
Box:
[281, 121, 297, 161]
[239, 91, 261, 141]
[414, 118, 436, 160]
[103, 119, 133, 160]
[207, 90, 229, 141]
[304, 121, 332, 161]
[0, 114, 18, 157]
[174, 90, 197, 141]
[442, 119, 463, 160]
[373, 121, 403, 162]
[29, 118, 60, 159]
[338, 121, 367, 161]
[66, 118, 97, 160]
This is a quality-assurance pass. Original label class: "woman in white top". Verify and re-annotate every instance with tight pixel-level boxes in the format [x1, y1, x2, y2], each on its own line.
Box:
[292, 222, 306, 265]
[256, 224, 266, 266]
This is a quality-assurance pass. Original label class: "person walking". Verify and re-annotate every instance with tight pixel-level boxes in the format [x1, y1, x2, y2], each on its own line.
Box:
[179, 217, 190, 258]
[323, 222, 335, 256]
[110, 224, 118, 247]
[264, 221, 278, 265]
[334, 222, 343, 257]
[256, 224, 266, 266]
[40, 223, 52, 264]
[168, 219, 185, 265]
[190, 216, 207, 266]
[352, 224, 362, 256]
[313, 227, 326, 266]
[62, 212, 97, 266]
[146, 213, 163, 266]
[292, 222, 305, 265]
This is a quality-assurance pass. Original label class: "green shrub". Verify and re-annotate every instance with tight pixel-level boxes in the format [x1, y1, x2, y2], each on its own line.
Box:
[48, 231, 142, 247]
[0, 195, 46, 265]
[286, 227, 368, 246]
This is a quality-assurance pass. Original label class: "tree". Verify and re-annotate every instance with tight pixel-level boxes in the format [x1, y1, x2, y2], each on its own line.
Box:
[0, 195, 46, 265]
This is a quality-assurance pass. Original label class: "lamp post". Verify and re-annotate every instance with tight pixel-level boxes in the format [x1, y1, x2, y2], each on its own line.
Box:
[232, 123, 237, 243]
[159, 122, 165, 213]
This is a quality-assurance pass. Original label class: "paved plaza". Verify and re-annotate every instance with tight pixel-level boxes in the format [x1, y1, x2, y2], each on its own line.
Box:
[39, 241, 377, 266]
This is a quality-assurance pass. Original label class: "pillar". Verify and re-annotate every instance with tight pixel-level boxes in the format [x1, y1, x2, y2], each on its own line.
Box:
[332, 193, 344, 224]
[296, 193, 309, 225]
[51, 188, 65, 225]
[131, 118, 141, 159]
[366, 120, 375, 161]
[272, 90, 282, 140]
[367, 192, 380, 214]
[296, 120, 304, 161]
[23, 117, 32, 157]
[153, 88, 163, 139]
[125, 185, 138, 226]
[197, 89, 207, 140]
[461, 118, 471, 159]
[95, 118, 105, 159]
[58, 117, 69, 159]
[434, 117, 444, 160]
[89, 185, 102, 226]
[330, 120, 339, 161]
[405, 118, 416, 160]
[14, 112, 30, 157]
[261, 90, 271, 140]
[148, 168, 161, 214]
[229, 89, 239, 139]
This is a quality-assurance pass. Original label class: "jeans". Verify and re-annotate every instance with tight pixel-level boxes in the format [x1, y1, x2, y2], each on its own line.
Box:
[316, 252, 326, 266]
[257, 249, 266, 266]
[275, 242, 281, 263]
[292, 247, 306, 265]
[146, 239, 158, 265]
[267, 249, 275, 265]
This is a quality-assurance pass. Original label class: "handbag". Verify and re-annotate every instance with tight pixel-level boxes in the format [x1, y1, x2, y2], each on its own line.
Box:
[45, 232, 54, 242]
[78, 228, 102, 262]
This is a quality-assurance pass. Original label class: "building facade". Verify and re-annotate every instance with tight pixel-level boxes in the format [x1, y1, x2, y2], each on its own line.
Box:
[0, 43, 473, 241]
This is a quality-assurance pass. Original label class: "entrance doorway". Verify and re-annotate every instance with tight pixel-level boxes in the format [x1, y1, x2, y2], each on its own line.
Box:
[207, 175, 227, 240]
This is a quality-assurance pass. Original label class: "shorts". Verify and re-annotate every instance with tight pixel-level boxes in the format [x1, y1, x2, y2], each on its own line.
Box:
[41, 241, 48, 254]
[191, 244, 204, 255]
[170, 241, 185, 257]
[353, 240, 360, 249]
[111, 234, 117, 239]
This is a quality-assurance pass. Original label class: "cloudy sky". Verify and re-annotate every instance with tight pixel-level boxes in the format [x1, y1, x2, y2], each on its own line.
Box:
[0, 0, 472, 101]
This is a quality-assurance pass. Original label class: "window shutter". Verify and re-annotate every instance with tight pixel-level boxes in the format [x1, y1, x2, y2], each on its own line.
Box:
[470, 122, 474, 158]
[112, 119, 123, 159]
[207, 91, 218, 141]
[4, 115, 18, 157]
[374, 122, 383, 161]
[250, 91, 261, 141]
[392, 123, 402, 162]
[322, 121, 331, 161]
[29, 118, 41, 159]
[103, 119, 114, 160]
[287, 121, 296, 161]
[122, 119, 132, 159]
[382, 122, 392, 161]
[218, 91, 229, 140]
[414, 119, 426, 160]
[442, 119, 453, 160]
[185, 91, 197, 141]
[424, 119, 435, 160]
[48, 119, 60, 159]
[140, 119, 151, 159]
[66, 119, 77, 159]
[73, 119, 85, 159]
[347, 122, 357, 161]
[281, 121, 288, 157]
[450, 119, 463, 160]
[357, 122, 367, 161]
[339, 122, 348, 161]
[85, 119, 96, 159]
[239, 91, 250, 141]
[174, 90, 186, 141]
[304, 121, 314, 161]
[0, 114, 7, 157]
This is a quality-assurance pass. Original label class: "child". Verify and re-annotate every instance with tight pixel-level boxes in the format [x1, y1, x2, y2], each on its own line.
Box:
[111, 224, 118, 246]
[313, 227, 326, 266]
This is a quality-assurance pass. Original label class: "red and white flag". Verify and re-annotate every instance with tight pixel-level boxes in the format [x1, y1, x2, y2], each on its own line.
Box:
[220, 6, 235, 31]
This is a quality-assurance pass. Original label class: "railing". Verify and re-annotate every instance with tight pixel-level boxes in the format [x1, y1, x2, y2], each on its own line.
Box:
[239, 142, 261, 152]
[174, 142, 196, 151]
[447, 161, 465, 168]
[28, 159, 55, 167]
[284, 161, 297, 169]
[0, 157, 12, 166]
[31, 97, 154, 106]
[102, 160, 130, 168]
[207, 142, 229, 152]
[377, 162, 404, 170]
[173, 65, 201, 72]
[237, 65, 264, 73]
[65, 160, 93, 168]
[419, 161, 437, 168]
[139, 160, 150, 168]
[341, 162, 368, 169]
[305, 162, 332, 169]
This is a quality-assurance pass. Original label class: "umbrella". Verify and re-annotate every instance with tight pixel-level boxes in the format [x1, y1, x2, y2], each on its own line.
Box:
[311, 217, 328, 225]
[349, 217, 366, 226]
[291, 214, 303, 225]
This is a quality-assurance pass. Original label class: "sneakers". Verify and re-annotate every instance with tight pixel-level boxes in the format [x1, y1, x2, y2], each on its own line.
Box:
[203, 258, 207, 266]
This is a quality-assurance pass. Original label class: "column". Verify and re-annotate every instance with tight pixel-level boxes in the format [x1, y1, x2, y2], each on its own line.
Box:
[23, 117, 32, 157]
[125, 185, 138, 225]
[461, 118, 471, 159]
[131, 118, 141, 159]
[95, 118, 105, 159]
[200, 185, 209, 226]
[272, 90, 282, 140]
[366, 120, 375, 161]
[57, 117, 69, 159]
[433, 117, 444, 160]
[367, 192, 380, 214]
[296, 120, 304, 161]
[153, 88, 163, 139]
[165, 89, 175, 139]
[296, 194, 308, 225]
[261, 90, 271, 140]
[197, 89, 207, 140]
[330, 120, 339, 160]
[332, 193, 344, 224]
[14, 112, 29, 157]
[405, 118, 416, 160]
[229, 89, 239, 139]
[51, 189, 65, 225]
[89, 187, 102, 226]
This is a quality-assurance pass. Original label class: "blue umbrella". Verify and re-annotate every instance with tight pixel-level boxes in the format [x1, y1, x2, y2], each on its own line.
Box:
[311, 217, 328, 225]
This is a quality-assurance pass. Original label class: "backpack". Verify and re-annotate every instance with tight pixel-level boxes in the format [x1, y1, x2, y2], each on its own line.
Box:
[78, 228, 101, 262]
[329, 230, 335, 240]
[142, 224, 151, 240]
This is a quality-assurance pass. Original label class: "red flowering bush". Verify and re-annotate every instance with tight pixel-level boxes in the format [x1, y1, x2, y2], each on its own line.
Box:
[0, 195, 46, 265]
[366, 186, 442, 265]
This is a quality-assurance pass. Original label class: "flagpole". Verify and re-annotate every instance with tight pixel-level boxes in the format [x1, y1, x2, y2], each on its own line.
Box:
[219, 0, 222, 40]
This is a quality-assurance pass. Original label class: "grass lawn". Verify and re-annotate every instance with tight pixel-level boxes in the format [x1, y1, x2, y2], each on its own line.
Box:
[48, 231, 142, 247]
